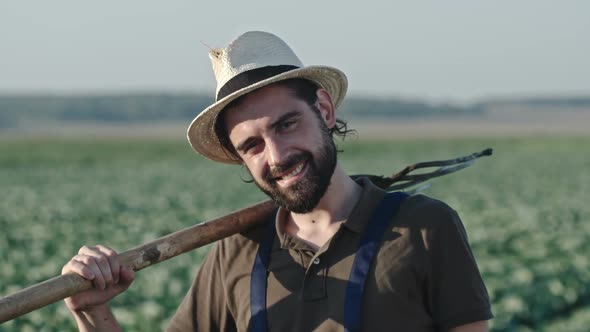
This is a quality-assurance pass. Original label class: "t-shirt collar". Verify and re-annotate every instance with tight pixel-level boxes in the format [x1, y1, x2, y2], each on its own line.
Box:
[340, 177, 387, 233]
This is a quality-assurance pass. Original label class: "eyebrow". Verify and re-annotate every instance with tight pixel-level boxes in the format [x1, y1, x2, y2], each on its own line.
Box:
[269, 110, 301, 131]
[235, 110, 302, 153]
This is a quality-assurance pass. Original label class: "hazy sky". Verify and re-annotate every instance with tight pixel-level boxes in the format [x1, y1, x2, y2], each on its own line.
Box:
[1, 1, 589, 102]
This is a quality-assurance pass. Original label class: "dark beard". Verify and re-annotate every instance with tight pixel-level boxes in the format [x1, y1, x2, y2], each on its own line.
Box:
[253, 123, 337, 213]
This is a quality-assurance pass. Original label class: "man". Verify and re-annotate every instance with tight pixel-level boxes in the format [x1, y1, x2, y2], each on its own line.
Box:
[62, 31, 493, 331]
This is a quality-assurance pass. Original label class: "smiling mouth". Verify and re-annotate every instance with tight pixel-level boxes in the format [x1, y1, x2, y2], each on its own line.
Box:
[274, 160, 306, 181]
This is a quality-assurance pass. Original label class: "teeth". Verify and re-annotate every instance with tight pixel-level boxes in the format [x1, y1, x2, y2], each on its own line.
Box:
[283, 163, 304, 179]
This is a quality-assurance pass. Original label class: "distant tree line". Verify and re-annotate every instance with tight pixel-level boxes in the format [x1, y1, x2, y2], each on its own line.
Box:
[0, 94, 213, 128]
[0, 94, 588, 128]
[339, 96, 483, 117]
[478, 96, 590, 108]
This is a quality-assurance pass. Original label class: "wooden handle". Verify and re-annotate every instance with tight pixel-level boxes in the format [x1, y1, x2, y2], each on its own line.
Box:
[0, 200, 276, 323]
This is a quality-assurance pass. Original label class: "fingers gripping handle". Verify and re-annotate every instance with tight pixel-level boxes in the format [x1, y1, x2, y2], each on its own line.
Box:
[0, 199, 277, 323]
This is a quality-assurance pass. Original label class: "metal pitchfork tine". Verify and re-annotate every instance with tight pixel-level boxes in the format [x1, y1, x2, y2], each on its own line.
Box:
[354, 148, 493, 191]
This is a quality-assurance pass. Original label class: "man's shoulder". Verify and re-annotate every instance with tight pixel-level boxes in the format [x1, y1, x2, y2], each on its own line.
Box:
[214, 216, 272, 262]
[226, 220, 269, 245]
[362, 178, 455, 220]
[395, 193, 461, 230]
[399, 193, 455, 215]
[393, 193, 473, 254]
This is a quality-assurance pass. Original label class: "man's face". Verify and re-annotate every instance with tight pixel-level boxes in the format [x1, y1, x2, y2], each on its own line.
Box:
[224, 84, 337, 213]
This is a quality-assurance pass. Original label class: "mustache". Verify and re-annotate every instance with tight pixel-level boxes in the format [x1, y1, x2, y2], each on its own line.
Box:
[264, 152, 311, 181]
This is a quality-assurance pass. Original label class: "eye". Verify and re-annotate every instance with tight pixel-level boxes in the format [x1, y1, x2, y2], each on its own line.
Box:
[242, 139, 262, 155]
[279, 119, 297, 131]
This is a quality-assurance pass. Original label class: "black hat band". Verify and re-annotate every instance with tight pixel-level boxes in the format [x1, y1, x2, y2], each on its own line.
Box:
[216, 65, 299, 101]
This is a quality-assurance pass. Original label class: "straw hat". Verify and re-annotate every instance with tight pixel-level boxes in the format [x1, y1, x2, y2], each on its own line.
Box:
[187, 31, 348, 164]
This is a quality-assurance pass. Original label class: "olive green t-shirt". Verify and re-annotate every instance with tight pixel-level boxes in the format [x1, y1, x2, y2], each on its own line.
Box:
[167, 178, 492, 331]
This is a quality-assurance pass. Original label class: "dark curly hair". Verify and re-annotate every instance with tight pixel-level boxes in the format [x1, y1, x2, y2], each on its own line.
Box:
[214, 78, 355, 162]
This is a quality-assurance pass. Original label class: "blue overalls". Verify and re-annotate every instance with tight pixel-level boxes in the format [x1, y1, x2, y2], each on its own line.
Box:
[250, 192, 408, 332]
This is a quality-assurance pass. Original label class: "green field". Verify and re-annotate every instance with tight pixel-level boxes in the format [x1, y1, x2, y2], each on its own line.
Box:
[1, 137, 589, 331]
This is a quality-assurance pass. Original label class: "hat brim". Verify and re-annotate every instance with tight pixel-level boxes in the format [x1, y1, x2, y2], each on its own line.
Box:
[187, 66, 348, 164]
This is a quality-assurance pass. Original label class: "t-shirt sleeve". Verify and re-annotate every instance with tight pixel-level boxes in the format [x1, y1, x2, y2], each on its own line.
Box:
[423, 203, 493, 331]
[166, 242, 237, 332]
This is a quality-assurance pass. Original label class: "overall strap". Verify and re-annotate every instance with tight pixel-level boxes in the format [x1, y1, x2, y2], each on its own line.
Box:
[250, 209, 278, 332]
[250, 191, 408, 332]
[344, 191, 408, 332]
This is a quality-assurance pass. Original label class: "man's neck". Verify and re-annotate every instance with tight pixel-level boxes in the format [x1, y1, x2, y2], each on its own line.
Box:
[284, 164, 362, 250]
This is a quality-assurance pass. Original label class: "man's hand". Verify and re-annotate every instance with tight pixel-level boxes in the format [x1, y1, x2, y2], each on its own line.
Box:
[61, 245, 135, 331]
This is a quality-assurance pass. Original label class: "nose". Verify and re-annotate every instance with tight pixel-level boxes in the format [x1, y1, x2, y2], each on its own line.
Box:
[265, 138, 288, 168]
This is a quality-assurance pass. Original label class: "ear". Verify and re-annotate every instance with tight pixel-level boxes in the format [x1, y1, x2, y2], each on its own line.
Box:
[315, 88, 337, 129]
